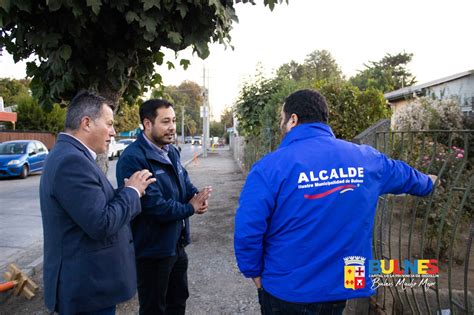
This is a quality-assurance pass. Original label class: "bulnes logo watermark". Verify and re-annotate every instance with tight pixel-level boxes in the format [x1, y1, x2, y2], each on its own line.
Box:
[344, 257, 439, 291]
[344, 256, 366, 290]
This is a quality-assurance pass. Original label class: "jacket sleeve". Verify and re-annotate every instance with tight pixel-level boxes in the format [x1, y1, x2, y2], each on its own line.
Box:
[183, 166, 199, 201]
[117, 153, 195, 222]
[378, 152, 433, 196]
[234, 163, 275, 278]
[53, 154, 141, 240]
[171, 145, 198, 201]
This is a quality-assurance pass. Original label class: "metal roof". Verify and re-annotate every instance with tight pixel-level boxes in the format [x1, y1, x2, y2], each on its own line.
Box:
[384, 69, 474, 101]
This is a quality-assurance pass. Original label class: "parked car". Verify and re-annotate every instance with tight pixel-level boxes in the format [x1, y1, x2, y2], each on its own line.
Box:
[192, 136, 202, 145]
[108, 137, 126, 160]
[184, 136, 193, 144]
[118, 138, 135, 149]
[0, 140, 49, 179]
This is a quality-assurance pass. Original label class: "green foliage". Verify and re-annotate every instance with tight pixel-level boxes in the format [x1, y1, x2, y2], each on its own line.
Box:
[235, 69, 282, 138]
[210, 120, 224, 137]
[316, 81, 389, 140]
[15, 94, 66, 132]
[235, 59, 390, 171]
[0, 0, 286, 106]
[220, 106, 233, 128]
[114, 101, 140, 133]
[0, 78, 30, 106]
[387, 131, 472, 261]
[158, 80, 204, 136]
[350, 52, 416, 93]
[276, 50, 343, 83]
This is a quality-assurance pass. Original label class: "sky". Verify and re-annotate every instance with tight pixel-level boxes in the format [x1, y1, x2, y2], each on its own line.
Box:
[1, 0, 474, 121]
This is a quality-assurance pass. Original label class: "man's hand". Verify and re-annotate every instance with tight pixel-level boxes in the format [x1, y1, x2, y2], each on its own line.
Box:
[428, 174, 438, 186]
[252, 277, 262, 289]
[124, 170, 156, 197]
[189, 186, 212, 214]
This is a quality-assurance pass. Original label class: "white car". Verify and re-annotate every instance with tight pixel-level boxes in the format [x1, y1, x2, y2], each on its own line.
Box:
[118, 138, 135, 149]
[108, 137, 126, 160]
[192, 136, 202, 145]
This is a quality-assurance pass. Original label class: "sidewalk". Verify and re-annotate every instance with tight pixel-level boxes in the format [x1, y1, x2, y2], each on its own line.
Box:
[1, 149, 262, 314]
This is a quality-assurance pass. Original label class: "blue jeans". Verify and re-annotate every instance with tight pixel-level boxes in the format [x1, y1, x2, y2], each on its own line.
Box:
[258, 288, 346, 315]
[76, 305, 116, 315]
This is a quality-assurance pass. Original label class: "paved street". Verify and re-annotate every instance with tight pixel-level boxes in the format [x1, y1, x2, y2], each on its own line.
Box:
[0, 143, 203, 271]
[0, 173, 43, 271]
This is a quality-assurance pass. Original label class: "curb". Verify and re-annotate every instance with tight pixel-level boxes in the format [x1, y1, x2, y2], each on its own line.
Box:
[183, 152, 203, 168]
[26, 255, 44, 277]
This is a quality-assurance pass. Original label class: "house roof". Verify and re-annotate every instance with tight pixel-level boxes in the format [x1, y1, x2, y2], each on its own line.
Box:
[0, 112, 17, 123]
[384, 69, 474, 101]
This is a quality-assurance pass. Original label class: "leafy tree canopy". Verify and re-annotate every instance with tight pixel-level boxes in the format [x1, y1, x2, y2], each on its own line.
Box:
[350, 52, 416, 93]
[220, 106, 233, 128]
[0, 0, 286, 106]
[114, 101, 140, 133]
[276, 50, 343, 83]
[153, 80, 204, 135]
[0, 77, 30, 106]
[15, 94, 66, 133]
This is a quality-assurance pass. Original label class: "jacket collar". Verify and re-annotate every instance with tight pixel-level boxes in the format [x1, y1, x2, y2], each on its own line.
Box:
[279, 122, 335, 149]
[137, 132, 173, 165]
[57, 133, 96, 162]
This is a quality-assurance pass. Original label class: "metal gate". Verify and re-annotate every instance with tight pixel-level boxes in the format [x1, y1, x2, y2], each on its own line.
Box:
[370, 130, 473, 314]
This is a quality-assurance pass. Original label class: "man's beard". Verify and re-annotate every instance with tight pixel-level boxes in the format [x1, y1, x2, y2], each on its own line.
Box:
[151, 130, 174, 146]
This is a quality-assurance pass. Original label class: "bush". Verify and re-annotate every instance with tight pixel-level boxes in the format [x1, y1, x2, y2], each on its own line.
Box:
[392, 96, 463, 131]
[15, 94, 66, 132]
[386, 130, 472, 261]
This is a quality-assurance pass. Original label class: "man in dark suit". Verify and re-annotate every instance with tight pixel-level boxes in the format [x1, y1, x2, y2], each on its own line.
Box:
[40, 91, 156, 315]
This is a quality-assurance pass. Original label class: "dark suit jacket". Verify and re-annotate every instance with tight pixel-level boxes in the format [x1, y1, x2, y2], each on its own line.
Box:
[39, 134, 141, 314]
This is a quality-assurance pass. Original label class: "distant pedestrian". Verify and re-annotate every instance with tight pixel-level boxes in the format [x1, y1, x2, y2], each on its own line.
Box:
[40, 90, 155, 315]
[116, 99, 211, 315]
[234, 89, 436, 314]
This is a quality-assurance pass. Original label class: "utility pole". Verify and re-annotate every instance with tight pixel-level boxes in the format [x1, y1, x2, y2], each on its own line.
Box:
[201, 66, 209, 158]
[206, 69, 211, 145]
[181, 106, 185, 144]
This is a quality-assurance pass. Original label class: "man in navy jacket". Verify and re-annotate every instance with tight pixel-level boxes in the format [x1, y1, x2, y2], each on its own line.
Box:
[117, 99, 211, 315]
[234, 89, 436, 314]
[40, 91, 155, 315]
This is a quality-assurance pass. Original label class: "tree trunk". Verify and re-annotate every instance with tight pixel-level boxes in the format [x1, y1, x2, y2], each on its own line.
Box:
[96, 87, 123, 175]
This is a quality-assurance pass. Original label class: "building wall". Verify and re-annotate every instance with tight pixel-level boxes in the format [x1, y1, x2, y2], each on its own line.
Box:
[426, 75, 474, 114]
[389, 74, 474, 127]
[389, 99, 411, 113]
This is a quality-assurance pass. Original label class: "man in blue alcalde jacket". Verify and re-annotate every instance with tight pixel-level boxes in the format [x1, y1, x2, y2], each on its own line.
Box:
[116, 99, 211, 315]
[234, 89, 436, 314]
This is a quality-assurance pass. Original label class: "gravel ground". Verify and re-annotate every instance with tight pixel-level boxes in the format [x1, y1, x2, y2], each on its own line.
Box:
[0, 150, 261, 315]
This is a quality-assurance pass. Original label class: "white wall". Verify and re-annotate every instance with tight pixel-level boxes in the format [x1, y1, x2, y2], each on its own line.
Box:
[427, 75, 474, 113]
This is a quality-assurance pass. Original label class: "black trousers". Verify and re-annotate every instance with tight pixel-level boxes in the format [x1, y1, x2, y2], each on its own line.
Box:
[136, 246, 189, 315]
[258, 288, 346, 315]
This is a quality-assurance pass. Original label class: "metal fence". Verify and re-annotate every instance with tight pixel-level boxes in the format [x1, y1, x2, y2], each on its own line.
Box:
[370, 130, 473, 314]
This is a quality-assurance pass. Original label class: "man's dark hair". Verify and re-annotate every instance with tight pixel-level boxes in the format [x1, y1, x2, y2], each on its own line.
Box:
[283, 89, 329, 125]
[139, 99, 174, 125]
[65, 90, 114, 131]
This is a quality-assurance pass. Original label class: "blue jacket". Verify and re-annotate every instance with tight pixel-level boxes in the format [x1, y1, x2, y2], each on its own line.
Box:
[234, 123, 433, 303]
[116, 133, 198, 258]
[40, 134, 141, 314]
